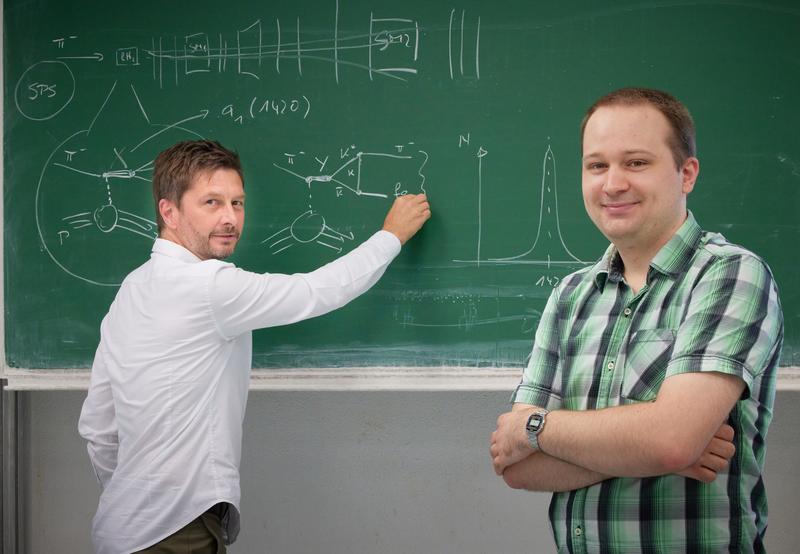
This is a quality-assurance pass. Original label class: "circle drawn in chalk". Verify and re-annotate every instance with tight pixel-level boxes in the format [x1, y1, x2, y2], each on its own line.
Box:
[14, 60, 76, 121]
[292, 210, 326, 243]
[93, 204, 119, 233]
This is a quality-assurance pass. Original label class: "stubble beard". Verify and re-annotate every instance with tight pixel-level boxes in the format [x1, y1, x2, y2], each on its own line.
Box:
[186, 222, 239, 261]
[207, 230, 239, 260]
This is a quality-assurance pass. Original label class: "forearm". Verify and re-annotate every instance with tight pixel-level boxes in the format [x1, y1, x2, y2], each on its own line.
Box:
[532, 373, 744, 478]
[212, 230, 401, 335]
[288, 230, 400, 319]
[503, 450, 609, 492]
[494, 372, 743, 479]
[539, 403, 679, 478]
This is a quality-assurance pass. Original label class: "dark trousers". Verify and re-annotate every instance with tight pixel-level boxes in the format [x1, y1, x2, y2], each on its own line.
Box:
[134, 511, 225, 554]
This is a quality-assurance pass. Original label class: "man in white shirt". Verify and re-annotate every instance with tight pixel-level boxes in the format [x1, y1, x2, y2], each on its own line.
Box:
[78, 139, 431, 553]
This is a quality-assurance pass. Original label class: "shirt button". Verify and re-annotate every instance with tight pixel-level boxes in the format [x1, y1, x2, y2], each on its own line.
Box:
[575, 526, 583, 536]
[607, 361, 615, 370]
[623, 307, 632, 317]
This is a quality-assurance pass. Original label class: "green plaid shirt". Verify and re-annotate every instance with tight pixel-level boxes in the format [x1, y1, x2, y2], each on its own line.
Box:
[512, 212, 783, 554]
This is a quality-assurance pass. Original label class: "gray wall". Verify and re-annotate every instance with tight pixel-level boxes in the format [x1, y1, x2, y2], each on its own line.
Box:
[18, 390, 800, 553]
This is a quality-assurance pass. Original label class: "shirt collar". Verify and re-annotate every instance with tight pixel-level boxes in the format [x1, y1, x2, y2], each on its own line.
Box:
[649, 210, 703, 277]
[592, 245, 621, 291]
[592, 211, 702, 290]
[152, 238, 203, 264]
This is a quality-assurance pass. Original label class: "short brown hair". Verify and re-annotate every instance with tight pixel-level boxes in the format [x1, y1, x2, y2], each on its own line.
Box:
[152, 139, 243, 232]
[581, 88, 696, 169]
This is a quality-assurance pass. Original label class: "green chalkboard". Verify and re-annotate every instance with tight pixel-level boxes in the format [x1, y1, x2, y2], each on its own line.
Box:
[4, 0, 799, 369]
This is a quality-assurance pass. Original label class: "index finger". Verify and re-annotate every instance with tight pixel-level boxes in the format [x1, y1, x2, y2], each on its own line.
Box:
[715, 423, 735, 441]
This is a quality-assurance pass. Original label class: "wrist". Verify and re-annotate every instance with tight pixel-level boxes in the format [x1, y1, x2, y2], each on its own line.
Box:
[525, 409, 549, 452]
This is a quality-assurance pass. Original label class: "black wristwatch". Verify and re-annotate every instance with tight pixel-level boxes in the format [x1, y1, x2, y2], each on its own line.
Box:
[525, 409, 549, 451]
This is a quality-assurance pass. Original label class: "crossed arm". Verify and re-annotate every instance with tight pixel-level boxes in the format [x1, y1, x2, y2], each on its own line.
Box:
[490, 370, 743, 491]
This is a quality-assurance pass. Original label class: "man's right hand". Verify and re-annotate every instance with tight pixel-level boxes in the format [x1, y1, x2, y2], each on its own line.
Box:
[382, 194, 431, 245]
[677, 423, 736, 483]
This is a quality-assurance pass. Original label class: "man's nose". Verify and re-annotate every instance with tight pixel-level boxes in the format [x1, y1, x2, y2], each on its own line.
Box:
[603, 166, 629, 195]
[220, 202, 237, 225]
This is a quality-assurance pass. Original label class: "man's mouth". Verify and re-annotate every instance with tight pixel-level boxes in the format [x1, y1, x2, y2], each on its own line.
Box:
[211, 231, 238, 240]
[601, 201, 639, 213]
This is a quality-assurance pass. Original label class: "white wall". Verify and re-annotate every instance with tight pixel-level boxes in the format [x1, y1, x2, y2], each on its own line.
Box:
[20, 390, 800, 553]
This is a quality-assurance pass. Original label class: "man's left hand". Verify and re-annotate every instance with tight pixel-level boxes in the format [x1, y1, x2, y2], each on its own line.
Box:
[490, 407, 538, 475]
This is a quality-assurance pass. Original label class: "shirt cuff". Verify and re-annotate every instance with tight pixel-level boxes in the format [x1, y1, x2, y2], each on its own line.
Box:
[667, 354, 755, 400]
[372, 229, 402, 257]
[510, 383, 562, 409]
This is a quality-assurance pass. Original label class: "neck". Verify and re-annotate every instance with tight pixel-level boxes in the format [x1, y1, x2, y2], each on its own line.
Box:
[614, 212, 689, 294]
[617, 249, 651, 295]
[615, 235, 671, 295]
[159, 229, 184, 249]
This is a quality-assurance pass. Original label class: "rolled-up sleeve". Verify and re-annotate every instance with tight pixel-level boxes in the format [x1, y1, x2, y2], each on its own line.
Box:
[512, 284, 564, 409]
[667, 254, 784, 398]
[210, 230, 401, 338]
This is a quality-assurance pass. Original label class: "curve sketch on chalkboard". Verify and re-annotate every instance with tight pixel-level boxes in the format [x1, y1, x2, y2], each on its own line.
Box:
[454, 144, 589, 268]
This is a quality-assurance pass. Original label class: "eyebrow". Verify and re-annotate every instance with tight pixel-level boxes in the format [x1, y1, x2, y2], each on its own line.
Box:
[582, 149, 656, 161]
[200, 191, 246, 201]
[202, 189, 245, 197]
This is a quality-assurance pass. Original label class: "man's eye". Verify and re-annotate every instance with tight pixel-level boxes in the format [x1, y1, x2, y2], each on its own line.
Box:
[587, 163, 606, 170]
[629, 160, 647, 168]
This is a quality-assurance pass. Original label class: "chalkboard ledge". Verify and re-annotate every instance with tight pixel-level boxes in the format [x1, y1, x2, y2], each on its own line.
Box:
[2, 367, 800, 392]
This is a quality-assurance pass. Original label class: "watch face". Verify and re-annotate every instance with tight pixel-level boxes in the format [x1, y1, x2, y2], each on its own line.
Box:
[527, 413, 544, 433]
[526, 411, 548, 450]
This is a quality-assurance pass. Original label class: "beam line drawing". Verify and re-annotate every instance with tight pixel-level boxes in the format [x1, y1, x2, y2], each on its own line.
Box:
[144, 8, 430, 87]
[447, 8, 481, 80]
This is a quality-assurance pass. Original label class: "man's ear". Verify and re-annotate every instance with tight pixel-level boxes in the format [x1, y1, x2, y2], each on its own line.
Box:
[681, 157, 700, 194]
[158, 198, 179, 230]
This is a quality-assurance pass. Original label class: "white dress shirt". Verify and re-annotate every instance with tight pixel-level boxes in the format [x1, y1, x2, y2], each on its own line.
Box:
[78, 231, 400, 554]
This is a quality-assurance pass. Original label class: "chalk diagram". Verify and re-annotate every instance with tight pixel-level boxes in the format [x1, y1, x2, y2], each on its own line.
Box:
[141, 3, 480, 88]
[263, 146, 428, 254]
[263, 209, 355, 255]
[454, 144, 589, 268]
[14, 60, 76, 122]
[35, 81, 207, 286]
[393, 143, 587, 336]
[392, 288, 543, 336]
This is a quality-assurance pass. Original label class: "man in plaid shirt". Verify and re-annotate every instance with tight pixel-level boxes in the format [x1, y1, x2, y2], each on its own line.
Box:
[490, 88, 783, 553]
